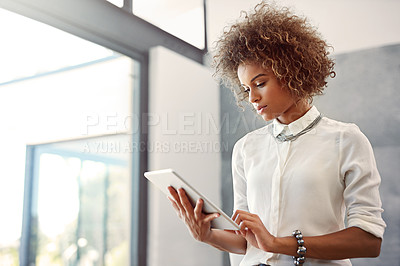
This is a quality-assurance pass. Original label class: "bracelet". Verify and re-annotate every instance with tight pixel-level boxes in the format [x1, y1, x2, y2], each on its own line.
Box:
[292, 230, 306, 265]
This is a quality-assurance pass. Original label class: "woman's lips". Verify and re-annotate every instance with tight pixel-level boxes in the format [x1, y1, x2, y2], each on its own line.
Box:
[256, 105, 267, 114]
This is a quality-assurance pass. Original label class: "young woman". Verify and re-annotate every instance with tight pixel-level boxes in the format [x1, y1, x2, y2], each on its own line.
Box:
[167, 2, 386, 265]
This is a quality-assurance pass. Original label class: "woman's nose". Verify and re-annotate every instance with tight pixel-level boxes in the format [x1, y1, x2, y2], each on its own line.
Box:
[248, 89, 260, 103]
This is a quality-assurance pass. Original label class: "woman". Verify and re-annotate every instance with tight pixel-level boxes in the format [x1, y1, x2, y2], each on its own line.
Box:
[167, 2, 386, 265]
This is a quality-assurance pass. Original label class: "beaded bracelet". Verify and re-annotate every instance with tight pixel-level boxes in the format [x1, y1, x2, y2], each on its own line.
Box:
[292, 230, 306, 265]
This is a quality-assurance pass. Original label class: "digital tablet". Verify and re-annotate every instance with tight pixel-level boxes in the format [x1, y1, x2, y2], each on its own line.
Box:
[144, 169, 240, 230]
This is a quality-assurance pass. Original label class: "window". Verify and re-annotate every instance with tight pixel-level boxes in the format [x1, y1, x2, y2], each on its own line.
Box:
[0, 8, 114, 85]
[25, 134, 131, 266]
[131, 0, 205, 49]
[105, 0, 206, 50]
[0, 8, 142, 266]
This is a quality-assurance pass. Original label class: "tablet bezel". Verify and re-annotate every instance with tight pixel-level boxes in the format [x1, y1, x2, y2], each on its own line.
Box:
[144, 169, 240, 230]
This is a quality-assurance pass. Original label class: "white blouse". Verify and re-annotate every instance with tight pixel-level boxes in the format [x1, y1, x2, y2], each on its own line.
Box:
[232, 106, 386, 266]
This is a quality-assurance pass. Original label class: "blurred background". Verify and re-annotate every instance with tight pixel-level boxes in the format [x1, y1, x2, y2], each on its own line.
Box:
[0, 0, 399, 265]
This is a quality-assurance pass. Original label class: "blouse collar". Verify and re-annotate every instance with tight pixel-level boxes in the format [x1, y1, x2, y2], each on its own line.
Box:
[272, 106, 320, 138]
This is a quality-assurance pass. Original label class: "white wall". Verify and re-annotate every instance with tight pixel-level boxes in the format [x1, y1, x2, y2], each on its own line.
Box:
[147, 46, 223, 266]
[208, 0, 400, 55]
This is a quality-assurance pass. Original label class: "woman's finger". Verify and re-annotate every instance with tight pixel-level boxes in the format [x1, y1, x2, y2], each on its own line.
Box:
[167, 196, 183, 218]
[168, 187, 186, 215]
[203, 212, 220, 224]
[168, 187, 184, 209]
[168, 186, 180, 203]
[232, 209, 251, 222]
[233, 211, 258, 225]
[178, 188, 194, 216]
[168, 196, 180, 212]
[240, 219, 266, 238]
[194, 198, 204, 220]
[232, 209, 256, 219]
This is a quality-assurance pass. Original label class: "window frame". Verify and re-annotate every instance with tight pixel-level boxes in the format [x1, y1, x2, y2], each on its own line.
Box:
[22, 133, 135, 266]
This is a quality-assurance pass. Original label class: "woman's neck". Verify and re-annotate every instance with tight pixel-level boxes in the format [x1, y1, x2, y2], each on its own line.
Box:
[277, 101, 311, 125]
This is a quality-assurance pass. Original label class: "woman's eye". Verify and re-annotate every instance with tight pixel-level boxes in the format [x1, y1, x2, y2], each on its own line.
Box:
[243, 87, 250, 93]
[256, 82, 266, 88]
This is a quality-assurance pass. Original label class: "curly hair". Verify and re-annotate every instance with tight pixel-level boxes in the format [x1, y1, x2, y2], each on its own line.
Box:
[212, 1, 335, 104]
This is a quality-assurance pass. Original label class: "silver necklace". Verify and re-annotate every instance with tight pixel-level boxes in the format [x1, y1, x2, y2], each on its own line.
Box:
[275, 114, 322, 142]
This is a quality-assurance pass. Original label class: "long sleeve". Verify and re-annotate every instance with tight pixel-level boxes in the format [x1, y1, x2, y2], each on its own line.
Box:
[232, 136, 249, 212]
[340, 124, 386, 238]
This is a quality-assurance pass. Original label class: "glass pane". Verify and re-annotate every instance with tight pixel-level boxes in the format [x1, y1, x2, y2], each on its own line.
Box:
[132, 0, 205, 49]
[36, 154, 80, 265]
[33, 134, 131, 266]
[106, 0, 124, 8]
[0, 8, 114, 85]
[105, 165, 130, 265]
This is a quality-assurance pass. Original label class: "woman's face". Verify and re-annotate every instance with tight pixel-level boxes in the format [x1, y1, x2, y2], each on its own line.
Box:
[237, 63, 308, 124]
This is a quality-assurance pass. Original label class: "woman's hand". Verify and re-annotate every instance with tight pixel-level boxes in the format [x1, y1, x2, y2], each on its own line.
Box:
[167, 186, 220, 242]
[232, 210, 275, 252]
